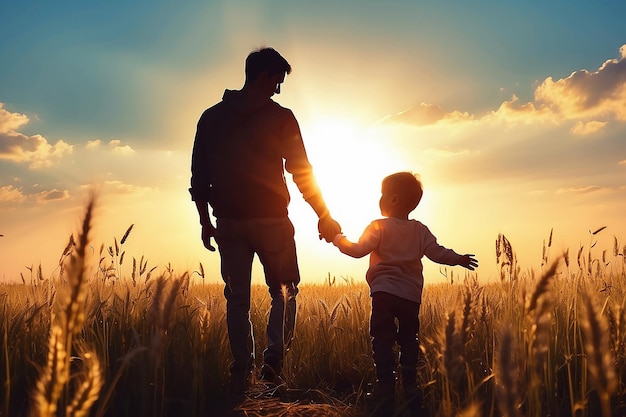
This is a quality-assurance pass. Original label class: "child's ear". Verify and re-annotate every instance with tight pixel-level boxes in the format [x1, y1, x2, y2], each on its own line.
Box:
[391, 194, 400, 205]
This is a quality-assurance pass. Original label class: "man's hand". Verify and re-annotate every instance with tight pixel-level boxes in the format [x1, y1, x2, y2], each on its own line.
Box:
[318, 216, 341, 242]
[201, 223, 216, 252]
[460, 254, 478, 270]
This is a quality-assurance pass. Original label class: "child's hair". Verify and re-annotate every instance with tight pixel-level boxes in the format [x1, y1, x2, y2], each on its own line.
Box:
[382, 172, 423, 213]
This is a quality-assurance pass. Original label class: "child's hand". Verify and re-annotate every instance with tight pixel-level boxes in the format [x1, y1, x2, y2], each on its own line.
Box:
[460, 254, 478, 270]
[318, 216, 342, 242]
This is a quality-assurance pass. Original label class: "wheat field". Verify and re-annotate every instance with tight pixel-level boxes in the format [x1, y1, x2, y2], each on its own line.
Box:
[1, 203, 626, 417]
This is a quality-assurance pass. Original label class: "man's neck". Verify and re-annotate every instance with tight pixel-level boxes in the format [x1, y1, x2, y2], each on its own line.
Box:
[240, 85, 271, 106]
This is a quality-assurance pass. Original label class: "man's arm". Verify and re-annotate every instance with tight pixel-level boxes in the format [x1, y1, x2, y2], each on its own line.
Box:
[194, 200, 216, 251]
[282, 110, 341, 241]
[458, 254, 478, 270]
[190, 110, 216, 251]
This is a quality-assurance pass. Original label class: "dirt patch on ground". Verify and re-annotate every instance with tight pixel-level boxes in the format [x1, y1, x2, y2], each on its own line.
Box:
[217, 383, 362, 417]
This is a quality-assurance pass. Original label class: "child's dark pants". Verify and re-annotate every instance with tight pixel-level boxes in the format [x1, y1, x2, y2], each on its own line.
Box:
[370, 291, 421, 389]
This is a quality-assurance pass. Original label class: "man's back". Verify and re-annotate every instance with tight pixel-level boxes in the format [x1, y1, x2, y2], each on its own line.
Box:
[191, 89, 308, 218]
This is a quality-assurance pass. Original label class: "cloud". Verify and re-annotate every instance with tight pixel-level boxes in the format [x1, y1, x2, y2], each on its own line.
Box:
[102, 180, 153, 195]
[487, 94, 556, 124]
[0, 131, 73, 168]
[383, 45, 626, 129]
[570, 120, 607, 135]
[86, 139, 102, 149]
[86, 139, 135, 155]
[619, 160, 626, 166]
[0, 103, 73, 168]
[382, 103, 472, 126]
[0, 103, 29, 134]
[0, 185, 26, 203]
[0, 185, 71, 205]
[556, 186, 604, 195]
[109, 139, 135, 156]
[33, 189, 71, 202]
[423, 147, 471, 158]
[534, 45, 626, 121]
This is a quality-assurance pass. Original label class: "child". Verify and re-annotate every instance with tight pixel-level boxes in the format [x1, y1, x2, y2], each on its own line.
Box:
[332, 172, 478, 413]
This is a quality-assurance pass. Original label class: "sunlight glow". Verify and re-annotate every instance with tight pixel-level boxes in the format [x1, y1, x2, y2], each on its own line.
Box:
[296, 117, 410, 239]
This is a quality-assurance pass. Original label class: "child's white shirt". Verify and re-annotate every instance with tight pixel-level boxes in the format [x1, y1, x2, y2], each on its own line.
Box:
[332, 217, 463, 303]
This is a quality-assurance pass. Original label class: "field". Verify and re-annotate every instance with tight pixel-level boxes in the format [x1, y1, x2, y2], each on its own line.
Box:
[2, 202, 626, 417]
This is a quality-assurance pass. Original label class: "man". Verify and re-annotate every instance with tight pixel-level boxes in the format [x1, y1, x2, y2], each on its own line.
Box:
[189, 47, 341, 392]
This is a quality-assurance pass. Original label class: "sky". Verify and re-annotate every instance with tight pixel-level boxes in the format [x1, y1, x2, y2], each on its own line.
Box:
[1, 0, 625, 285]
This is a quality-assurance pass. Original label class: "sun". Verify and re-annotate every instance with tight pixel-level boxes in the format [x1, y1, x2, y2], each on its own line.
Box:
[292, 117, 407, 239]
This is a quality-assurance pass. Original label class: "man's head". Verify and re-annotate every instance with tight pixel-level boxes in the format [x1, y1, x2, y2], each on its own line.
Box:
[379, 172, 423, 217]
[244, 47, 292, 96]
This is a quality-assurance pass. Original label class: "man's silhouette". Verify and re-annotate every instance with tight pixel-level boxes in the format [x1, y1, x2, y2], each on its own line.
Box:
[190, 47, 341, 392]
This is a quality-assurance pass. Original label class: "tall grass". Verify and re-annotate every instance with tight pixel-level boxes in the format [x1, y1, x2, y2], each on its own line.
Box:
[1, 209, 625, 416]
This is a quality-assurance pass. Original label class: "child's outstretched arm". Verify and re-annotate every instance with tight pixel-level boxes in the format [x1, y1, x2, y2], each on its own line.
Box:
[459, 254, 478, 271]
[332, 229, 378, 259]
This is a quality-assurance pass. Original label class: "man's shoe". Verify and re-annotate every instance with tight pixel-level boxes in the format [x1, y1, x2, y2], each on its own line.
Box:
[229, 360, 253, 394]
[366, 381, 395, 416]
[259, 363, 286, 397]
[401, 385, 425, 417]
[229, 371, 251, 394]
[260, 363, 281, 382]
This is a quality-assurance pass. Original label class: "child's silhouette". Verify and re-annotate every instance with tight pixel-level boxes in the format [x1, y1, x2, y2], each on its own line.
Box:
[332, 172, 477, 414]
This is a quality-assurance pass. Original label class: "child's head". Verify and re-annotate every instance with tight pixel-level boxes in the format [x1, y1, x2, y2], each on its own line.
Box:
[380, 172, 423, 218]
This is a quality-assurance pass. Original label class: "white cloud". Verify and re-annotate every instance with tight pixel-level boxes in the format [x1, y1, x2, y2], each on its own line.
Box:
[423, 147, 471, 158]
[383, 45, 626, 130]
[86, 139, 102, 149]
[556, 186, 604, 195]
[473, 94, 556, 128]
[33, 189, 71, 203]
[0, 185, 71, 205]
[0, 131, 73, 168]
[103, 180, 153, 195]
[382, 103, 472, 126]
[113, 145, 135, 156]
[0, 103, 29, 134]
[109, 139, 135, 155]
[534, 45, 626, 121]
[0, 185, 26, 203]
[570, 120, 607, 136]
[0, 104, 74, 168]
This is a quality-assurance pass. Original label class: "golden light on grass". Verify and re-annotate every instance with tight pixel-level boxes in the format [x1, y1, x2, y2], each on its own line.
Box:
[0, 200, 623, 416]
[31, 196, 104, 417]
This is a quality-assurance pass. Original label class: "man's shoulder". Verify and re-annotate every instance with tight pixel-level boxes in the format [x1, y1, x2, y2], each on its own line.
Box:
[267, 100, 294, 115]
[197, 101, 230, 126]
[202, 100, 226, 114]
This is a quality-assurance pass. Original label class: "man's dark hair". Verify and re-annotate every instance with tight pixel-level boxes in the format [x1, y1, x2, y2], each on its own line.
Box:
[245, 47, 292, 82]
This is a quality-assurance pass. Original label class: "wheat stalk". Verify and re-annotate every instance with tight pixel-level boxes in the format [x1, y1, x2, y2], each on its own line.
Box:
[495, 324, 523, 417]
[31, 195, 104, 417]
[66, 351, 103, 417]
[442, 310, 464, 416]
[581, 291, 617, 417]
[32, 325, 68, 417]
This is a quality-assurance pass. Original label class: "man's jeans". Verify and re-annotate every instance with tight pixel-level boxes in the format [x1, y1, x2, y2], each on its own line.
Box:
[215, 217, 300, 374]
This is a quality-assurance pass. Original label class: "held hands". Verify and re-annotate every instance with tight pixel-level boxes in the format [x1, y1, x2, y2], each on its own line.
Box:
[318, 216, 342, 243]
[460, 254, 478, 271]
[201, 223, 216, 252]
